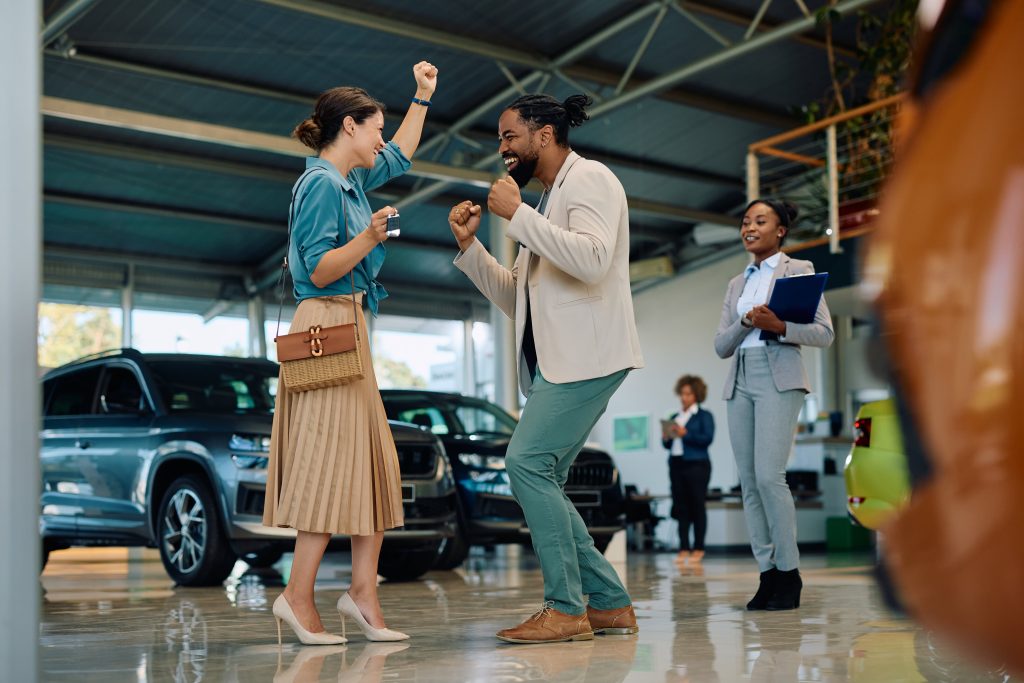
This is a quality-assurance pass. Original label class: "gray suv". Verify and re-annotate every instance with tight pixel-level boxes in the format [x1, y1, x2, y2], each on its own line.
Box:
[40, 350, 457, 585]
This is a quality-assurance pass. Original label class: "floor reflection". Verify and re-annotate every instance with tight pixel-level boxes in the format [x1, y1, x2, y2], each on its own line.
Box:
[39, 548, 1012, 682]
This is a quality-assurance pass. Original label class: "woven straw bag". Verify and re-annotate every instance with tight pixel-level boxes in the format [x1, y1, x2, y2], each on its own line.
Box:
[273, 167, 365, 392]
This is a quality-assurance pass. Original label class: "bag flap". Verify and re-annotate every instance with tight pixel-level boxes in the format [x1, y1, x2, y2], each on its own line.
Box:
[275, 323, 357, 362]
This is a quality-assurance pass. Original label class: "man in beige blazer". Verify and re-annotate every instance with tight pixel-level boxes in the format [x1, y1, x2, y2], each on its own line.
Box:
[448, 94, 644, 644]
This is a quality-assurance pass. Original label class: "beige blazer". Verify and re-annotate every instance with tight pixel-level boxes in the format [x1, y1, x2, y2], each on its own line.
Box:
[454, 151, 644, 396]
[714, 253, 834, 399]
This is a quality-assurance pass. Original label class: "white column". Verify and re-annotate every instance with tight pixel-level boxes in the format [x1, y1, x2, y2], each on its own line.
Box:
[462, 319, 475, 396]
[247, 296, 267, 358]
[489, 212, 519, 413]
[0, 1, 40, 679]
[122, 263, 134, 347]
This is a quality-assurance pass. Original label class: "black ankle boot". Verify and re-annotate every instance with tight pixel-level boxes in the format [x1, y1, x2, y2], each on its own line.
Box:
[746, 568, 780, 610]
[766, 569, 802, 610]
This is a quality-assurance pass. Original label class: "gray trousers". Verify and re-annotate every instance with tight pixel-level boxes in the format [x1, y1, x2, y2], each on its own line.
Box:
[726, 347, 805, 571]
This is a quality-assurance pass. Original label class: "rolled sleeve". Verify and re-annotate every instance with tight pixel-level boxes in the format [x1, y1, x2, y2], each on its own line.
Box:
[293, 173, 342, 276]
[352, 141, 411, 193]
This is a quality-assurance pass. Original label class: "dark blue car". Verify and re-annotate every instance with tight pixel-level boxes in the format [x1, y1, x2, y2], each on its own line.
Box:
[379, 390, 626, 568]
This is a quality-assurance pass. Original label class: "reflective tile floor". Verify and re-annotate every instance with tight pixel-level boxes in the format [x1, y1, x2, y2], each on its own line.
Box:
[40, 548, 1012, 682]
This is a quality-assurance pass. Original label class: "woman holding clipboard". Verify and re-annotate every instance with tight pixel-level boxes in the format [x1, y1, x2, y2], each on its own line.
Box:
[714, 199, 834, 611]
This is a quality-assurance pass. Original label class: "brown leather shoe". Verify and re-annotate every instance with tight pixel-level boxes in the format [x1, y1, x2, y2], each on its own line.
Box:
[496, 603, 594, 644]
[586, 604, 639, 635]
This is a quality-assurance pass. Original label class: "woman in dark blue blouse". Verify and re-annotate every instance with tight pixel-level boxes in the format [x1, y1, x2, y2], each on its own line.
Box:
[662, 375, 715, 566]
[264, 62, 437, 645]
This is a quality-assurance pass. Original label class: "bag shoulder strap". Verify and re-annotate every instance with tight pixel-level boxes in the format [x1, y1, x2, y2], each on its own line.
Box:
[274, 167, 359, 340]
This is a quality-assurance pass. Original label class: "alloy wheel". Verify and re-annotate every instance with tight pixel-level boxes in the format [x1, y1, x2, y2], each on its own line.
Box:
[162, 489, 207, 575]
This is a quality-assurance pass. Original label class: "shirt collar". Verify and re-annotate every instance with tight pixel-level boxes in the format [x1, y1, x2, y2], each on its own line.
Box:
[306, 156, 353, 192]
[683, 403, 699, 418]
[744, 251, 782, 279]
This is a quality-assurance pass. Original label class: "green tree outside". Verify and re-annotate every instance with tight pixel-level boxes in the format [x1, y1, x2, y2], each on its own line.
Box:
[374, 356, 427, 389]
[38, 303, 121, 370]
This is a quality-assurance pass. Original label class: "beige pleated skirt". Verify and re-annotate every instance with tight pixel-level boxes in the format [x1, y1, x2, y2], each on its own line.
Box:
[263, 294, 404, 535]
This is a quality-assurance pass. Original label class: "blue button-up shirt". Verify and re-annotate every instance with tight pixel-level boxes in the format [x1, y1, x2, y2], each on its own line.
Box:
[288, 141, 411, 315]
[737, 251, 782, 348]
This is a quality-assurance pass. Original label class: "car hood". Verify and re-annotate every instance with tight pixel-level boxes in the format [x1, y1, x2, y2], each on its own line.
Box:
[152, 415, 438, 446]
[442, 434, 613, 463]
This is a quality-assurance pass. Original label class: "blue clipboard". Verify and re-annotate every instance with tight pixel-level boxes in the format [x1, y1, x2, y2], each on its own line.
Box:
[759, 272, 828, 341]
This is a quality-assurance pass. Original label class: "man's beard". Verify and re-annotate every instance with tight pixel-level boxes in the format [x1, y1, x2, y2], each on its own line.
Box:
[509, 154, 538, 188]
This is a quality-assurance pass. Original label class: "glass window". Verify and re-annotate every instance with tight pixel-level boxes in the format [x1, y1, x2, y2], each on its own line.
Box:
[395, 407, 449, 435]
[372, 316, 465, 392]
[42, 377, 57, 414]
[451, 401, 517, 437]
[132, 309, 249, 356]
[147, 360, 277, 415]
[47, 366, 102, 416]
[99, 367, 147, 414]
[38, 302, 123, 370]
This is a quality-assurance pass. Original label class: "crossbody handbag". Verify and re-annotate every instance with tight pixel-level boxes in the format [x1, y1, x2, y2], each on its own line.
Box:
[273, 168, 365, 392]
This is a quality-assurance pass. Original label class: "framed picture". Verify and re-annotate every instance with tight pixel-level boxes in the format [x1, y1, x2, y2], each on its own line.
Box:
[612, 414, 649, 452]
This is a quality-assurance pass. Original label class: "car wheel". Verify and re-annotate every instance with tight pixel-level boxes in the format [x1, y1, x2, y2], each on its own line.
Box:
[378, 542, 442, 582]
[432, 502, 470, 570]
[242, 546, 285, 568]
[157, 475, 237, 586]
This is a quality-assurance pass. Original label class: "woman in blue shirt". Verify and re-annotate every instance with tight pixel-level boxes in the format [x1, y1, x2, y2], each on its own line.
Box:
[264, 61, 437, 645]
[662, 375, 715, 566]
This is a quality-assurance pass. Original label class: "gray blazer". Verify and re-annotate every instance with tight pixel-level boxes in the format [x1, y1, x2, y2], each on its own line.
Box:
[714, 253, 834, 400]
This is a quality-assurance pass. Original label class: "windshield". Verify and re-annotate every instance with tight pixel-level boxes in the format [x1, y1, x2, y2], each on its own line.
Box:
[147, 360, 278, 415]
[447, 400, 517, 436]
[381, 394, 517, 436]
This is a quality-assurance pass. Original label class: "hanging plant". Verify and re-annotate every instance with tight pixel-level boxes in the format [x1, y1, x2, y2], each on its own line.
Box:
[799, 0, 919, 221]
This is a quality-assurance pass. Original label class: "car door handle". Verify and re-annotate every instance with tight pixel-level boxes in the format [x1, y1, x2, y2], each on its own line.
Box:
[75, 440, 91, 450]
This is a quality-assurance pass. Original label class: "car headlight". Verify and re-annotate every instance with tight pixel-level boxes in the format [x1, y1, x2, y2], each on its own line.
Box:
[230, 433, 270, 452]
[458, 453, 506, 470]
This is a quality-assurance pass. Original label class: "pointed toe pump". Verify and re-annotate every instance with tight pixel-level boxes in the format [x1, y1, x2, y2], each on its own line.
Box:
[337, 593, 410, 642]
[273, 594, 347, 646]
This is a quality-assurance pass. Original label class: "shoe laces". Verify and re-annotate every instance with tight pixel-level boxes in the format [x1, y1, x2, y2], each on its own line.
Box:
[528, 600, 556, 621]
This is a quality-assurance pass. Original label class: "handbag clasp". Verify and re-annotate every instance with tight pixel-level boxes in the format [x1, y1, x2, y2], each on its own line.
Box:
[309, 326, 324, 357]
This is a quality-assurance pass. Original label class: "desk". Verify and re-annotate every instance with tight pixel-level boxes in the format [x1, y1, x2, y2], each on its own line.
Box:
[625, 494, 670, 551]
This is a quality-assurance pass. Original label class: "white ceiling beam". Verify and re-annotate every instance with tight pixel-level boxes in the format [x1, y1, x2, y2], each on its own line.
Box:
[41, 96, 494, 189]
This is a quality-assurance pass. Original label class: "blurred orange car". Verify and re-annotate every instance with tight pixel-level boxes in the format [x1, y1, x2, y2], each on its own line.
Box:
[863, 0, 1024, 675]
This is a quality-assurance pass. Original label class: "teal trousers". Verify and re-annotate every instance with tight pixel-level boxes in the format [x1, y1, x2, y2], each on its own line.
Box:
[505, 367, 632, 615]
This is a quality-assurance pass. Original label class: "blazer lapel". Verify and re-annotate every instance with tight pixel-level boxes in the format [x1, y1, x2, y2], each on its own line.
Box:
[542, 151, 582, 220]
[765, 253, 792, 302]
[727, 274, 745, 322]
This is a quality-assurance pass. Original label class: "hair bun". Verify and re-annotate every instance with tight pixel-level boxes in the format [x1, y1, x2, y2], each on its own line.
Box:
[562, 94, 592, 128]
[781, 199, 799, 224]
[293, 117, 322, 151]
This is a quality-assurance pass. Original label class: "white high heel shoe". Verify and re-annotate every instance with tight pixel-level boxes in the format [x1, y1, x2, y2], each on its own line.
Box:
[273, 594, 348, 646]
[336, 593, 409, 641]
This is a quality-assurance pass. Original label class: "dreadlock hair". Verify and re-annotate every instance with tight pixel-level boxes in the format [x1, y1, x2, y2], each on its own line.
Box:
[504, 93, 592, 147]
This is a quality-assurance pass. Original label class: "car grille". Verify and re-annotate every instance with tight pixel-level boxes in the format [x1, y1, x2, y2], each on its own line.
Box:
[476, 496, 524, 521]
[396, 443, 438, 478]
[567, 462, 615, 488]
[403, 495, 456, 520]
